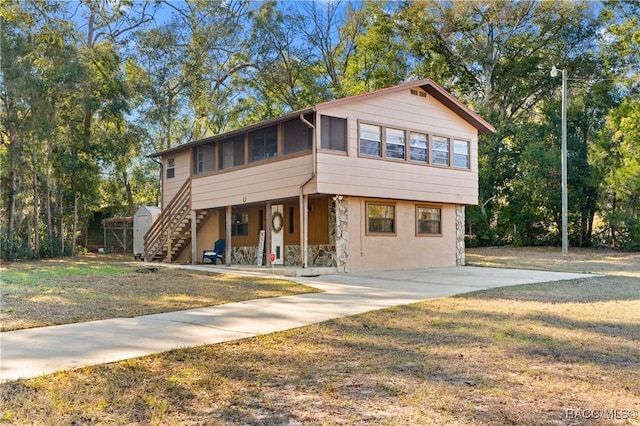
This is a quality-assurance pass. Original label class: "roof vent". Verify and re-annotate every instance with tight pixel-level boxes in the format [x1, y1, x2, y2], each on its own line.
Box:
[411, 89, 427, 98]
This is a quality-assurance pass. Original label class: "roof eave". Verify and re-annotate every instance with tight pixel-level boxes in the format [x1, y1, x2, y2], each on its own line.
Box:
[149, 107, 315, 158]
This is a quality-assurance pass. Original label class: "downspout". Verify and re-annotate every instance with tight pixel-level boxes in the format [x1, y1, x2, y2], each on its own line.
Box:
[150, 157, 163, 209]
[299, 112, 316, 269]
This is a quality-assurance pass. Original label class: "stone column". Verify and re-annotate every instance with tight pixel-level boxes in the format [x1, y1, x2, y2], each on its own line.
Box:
[334, 195, 349, 273]
[455, 205, 466, 266]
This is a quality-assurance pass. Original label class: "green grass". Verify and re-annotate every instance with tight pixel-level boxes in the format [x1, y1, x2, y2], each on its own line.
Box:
[2, 265, 133, 286]
[0, 255, 320, 331]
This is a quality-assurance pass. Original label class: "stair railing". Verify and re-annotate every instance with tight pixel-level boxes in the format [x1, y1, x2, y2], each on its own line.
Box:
[143, 178, 191, 261]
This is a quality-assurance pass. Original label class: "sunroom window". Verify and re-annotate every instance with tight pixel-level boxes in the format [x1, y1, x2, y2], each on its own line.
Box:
[409, 132, 428, 163]
[360, 123, 381, 157]
[220, 135, 245, 170]
[453, 140, 470, 169]
[432, 136, 450, 166]
[193, 144, 215, 174]
[320, 115, 347, 151]
[250, 126, 277, 163]
[283, 117, 313, 155]
[385, 128, 405, 159]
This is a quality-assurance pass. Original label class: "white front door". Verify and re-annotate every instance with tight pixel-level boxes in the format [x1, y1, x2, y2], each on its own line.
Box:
[271, 204, 284, 265]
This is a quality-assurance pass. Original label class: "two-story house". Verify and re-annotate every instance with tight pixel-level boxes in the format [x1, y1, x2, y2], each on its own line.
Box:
[145, 78, 494, 273]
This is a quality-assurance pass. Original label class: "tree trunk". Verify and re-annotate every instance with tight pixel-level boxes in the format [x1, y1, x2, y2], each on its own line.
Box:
[123, 171, 135, 214]
[46, 140, 54, 257]
[32, 156, 40, 258]
[7, 170, 17, 260]
[72, 177, 78, 256]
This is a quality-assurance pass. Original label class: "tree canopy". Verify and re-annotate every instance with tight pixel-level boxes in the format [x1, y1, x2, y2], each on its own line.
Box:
[1, 0, 638, 259]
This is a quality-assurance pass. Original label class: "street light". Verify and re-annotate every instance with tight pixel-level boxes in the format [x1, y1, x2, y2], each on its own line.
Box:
[551, 65, 568, 256]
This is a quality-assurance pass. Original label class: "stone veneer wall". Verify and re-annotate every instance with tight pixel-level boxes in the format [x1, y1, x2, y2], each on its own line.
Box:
[284, 245, 336, 267]
[333, 196, 348, 273]
[231, 246, 259, 265]
[455, 205, 465, 266]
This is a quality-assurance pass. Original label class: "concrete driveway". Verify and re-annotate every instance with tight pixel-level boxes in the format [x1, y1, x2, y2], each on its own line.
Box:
[0, 266, 592, 382]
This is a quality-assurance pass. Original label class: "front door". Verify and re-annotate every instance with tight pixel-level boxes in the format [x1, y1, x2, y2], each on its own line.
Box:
[271, 204, 284, 265]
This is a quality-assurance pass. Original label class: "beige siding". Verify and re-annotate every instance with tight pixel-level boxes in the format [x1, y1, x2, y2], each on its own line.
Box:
[196, 210, 222, 258]
[162, 150, 191, 208]
[316, 88, 479, 205]
[191, 155, 314, 210]
[346, 197, 457, 272]
[316, 153, 478, 204]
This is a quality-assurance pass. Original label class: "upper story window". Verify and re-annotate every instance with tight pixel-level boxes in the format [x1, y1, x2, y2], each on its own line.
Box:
[283, 116, 313, 155]
[320, 115, 346, 151]
[367, 202, 396, 235]
[220, 135, 245, 170]
[356, 121, 471, 171]
[250, 125, 277, 163]
[453, 139, 470, 169]
[193, 144, 215, 175]
[385, 128, 405, 160]
[409, 132, 428, 163]
[360, 123, 382, 157]
[166, 157, 175, 179]
[432, 136, 450, 166]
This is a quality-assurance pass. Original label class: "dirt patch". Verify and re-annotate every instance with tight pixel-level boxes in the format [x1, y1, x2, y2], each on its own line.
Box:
[467, 246, 640, 277]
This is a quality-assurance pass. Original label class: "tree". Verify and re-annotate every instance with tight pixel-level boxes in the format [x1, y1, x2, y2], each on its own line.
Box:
[398, 0, 605, 247]
[342, 0, 408, 95]
[165, 0, 254, 138]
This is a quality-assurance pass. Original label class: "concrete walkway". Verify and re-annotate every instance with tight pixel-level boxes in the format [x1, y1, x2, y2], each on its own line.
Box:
[0, 266, 592, 382]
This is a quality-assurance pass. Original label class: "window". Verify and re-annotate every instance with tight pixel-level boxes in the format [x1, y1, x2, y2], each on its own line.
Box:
[220, 135, 245, 170]
[367, 203, 395, 234]
[409, 132, 428, 163]
[385, 128, 405, 159]
[193, 144, 215, 174]
[288, 206, 295, 234]
[320, 115, 346, 151]
[453, 140, 470, 168]
[432, 136, 450, 166]
[417, 206, 441, 235]
[249, 125, 277, 162]
[360, 123, 381, 156]
[231, 211, 249, 236]
[283, 117, 312, 155]
[166, 158, 175, 179]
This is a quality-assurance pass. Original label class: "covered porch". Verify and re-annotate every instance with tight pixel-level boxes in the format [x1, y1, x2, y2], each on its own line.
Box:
[194, 194, 345, 270]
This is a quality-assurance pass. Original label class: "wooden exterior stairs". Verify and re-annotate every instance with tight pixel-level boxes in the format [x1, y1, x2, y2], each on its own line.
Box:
[143, 178, 212, 262]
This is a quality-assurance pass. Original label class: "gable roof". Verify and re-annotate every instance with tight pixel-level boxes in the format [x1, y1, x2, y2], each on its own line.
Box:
[150, 78, 494, 158]
[315, 78, 495, 135]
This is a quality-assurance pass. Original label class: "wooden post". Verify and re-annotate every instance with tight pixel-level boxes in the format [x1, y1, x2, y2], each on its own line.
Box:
[166, 229, 172, 263]
[303, 194, 309, 268]
[265, 201, 272, 266]
[225, 205, 232, 266]
[299, 193, 304, 268]
[191, 210, 197, 265]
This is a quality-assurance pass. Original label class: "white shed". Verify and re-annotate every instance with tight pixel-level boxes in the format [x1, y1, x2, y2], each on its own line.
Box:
[133, 206, 161, 258]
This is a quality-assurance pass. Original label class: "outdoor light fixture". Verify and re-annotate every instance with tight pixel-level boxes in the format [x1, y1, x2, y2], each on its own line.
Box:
[551, 65, 568, 256]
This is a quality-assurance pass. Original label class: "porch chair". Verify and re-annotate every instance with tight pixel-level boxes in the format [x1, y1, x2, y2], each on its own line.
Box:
[202, 239, 226, 265]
